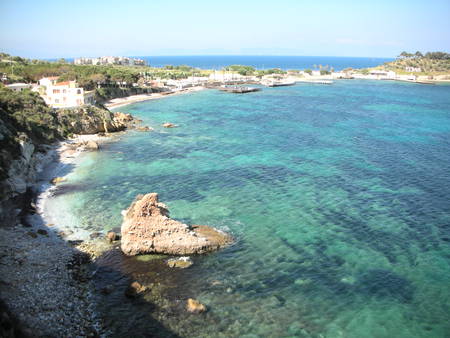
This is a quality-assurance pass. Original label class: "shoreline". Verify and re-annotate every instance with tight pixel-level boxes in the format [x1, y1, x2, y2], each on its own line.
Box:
[0, 135, 106, 336]
[104, 86, 205, 109]
[0, 86, 199, 335]
[0, 130, 130, 336]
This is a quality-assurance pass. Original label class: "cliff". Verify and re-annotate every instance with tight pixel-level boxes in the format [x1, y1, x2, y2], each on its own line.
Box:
[0, 86, 132, 226]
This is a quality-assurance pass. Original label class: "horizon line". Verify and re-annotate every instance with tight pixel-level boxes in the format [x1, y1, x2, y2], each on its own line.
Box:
[39, 54, 396, 60]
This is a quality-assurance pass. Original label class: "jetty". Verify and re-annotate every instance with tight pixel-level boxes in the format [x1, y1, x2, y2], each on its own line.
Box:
[218, 85, 261, 93]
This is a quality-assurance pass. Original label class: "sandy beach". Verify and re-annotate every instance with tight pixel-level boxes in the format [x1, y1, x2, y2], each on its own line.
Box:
[104, 86, 205, 109]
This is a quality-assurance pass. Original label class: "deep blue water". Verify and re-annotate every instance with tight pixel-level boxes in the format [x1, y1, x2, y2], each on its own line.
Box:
[140, 55, 393, 70]
[51, 55, 393, 70]
[45, 80, 450, 337]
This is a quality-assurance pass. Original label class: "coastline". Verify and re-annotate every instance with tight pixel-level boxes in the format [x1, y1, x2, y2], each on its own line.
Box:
[105, 86, 205, 109]
[0, 85, 204, 335]
[0, 135, 111, 336]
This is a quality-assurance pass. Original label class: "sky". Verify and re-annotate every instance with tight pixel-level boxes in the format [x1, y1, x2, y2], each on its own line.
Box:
[1, 0, 449, 58]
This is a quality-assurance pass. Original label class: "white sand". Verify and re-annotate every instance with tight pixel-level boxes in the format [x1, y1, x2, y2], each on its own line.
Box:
[104, 86, 205, 109]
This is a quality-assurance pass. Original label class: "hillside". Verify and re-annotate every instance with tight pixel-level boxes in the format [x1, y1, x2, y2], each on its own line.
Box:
[0, 86, 130, 225]
[382, 51, 450, 75]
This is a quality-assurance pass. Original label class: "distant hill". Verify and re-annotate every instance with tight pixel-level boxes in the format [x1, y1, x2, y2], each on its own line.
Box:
[381, 51, 450, 74]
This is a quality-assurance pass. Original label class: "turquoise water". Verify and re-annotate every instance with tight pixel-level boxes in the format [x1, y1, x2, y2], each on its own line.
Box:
[46, 80, 450, 337]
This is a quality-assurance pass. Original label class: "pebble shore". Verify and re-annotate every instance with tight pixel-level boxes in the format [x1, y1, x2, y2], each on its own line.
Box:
[0, 224, 101, 336]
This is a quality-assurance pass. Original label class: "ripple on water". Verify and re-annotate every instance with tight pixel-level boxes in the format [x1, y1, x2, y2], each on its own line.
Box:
[44, 81, 450, 337]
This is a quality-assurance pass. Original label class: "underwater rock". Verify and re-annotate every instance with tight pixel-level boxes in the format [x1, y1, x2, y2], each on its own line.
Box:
[120, 193, 232, 256]
[135, 126, 153, 132]
[50, 177, 66, 185]
[162, 122, 177, 128]
[125, 281, 147, 298]
[167, 256, 193, 268]
[106, 231, 119, 243]
[84, 140, 99, 151]
[186, 298, 206, 313]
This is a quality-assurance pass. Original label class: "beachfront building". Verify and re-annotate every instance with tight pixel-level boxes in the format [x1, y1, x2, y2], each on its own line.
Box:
[352, 70, 396, 80]
[36, 77, 95, 108]
[74, 56, 147, 66]
[405, 66, 422, 72]
[6, 83, 33, 92]
[209, 71, 249, 82]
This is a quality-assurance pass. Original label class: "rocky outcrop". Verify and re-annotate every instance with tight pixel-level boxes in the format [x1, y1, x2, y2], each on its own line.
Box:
[120, 193, 232, 256]
[162, 123, 177, 128]
[56, 107, 132, 135]
[186, 298, 206, 313]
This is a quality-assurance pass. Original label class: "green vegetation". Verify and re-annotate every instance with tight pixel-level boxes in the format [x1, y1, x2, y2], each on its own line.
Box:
[0, 53, 213, 103]
[304, 69, 312, 75]
[0, 86, 120, 181]
[360, 69, 369, 75]
[388, 51, 450, 74]
[256, 68, 287, 77]
[223, 65, 256, 76]
[221, 65, 287, 77]
[0, 52, 208, 89]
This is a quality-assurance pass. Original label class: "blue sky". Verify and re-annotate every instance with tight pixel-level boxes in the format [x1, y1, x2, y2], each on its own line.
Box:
[1, 0, 449, 58]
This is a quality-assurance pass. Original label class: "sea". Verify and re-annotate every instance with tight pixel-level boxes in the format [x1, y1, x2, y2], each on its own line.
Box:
[56, 55, 393, 71]
[42, 79, 450, 337]
[141, 56, 393, 70]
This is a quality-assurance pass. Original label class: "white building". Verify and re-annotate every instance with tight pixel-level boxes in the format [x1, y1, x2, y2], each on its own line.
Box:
[369, 70, 396, 79]
[74, 56, 146, 66]
[405, 66, 421, 73]
[6, 83, 32, 92]
[36, 77, 95, 108]
[208, 71, 251, 82]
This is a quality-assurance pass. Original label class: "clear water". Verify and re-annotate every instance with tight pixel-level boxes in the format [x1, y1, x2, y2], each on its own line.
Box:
[45, 80, 450, 337]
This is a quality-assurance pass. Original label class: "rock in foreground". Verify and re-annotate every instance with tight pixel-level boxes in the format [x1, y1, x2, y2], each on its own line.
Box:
[121, 193, 232, 255]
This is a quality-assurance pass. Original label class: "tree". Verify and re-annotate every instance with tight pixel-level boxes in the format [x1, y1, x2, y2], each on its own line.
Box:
[415, 51, 423, 58]
[304, 69, 312, 75]
[425, 52, 450, 60]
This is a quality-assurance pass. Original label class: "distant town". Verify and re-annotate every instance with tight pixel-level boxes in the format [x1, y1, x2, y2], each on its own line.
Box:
[1, 52, 449, 108]
[74, 56, 147, 66]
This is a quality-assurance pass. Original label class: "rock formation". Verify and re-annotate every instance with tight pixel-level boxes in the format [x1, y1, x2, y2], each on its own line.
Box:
[120, 193, 232, 256]
[186, 298, 206, 313]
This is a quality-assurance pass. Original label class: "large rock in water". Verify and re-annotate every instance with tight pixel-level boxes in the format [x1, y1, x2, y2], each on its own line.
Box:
[121, 193, 232, 255]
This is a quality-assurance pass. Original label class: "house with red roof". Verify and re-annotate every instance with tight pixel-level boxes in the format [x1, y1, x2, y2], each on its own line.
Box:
[36, 77, 95, 108]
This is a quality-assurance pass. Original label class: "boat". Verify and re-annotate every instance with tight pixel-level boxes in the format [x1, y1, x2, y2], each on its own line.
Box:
[262, 80, 296, 87]
[297, 80, 334, 85]
[218, 85, 261, 93]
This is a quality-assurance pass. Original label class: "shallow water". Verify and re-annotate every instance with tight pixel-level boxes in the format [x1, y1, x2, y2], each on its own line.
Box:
[45, 80, 450, 337]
